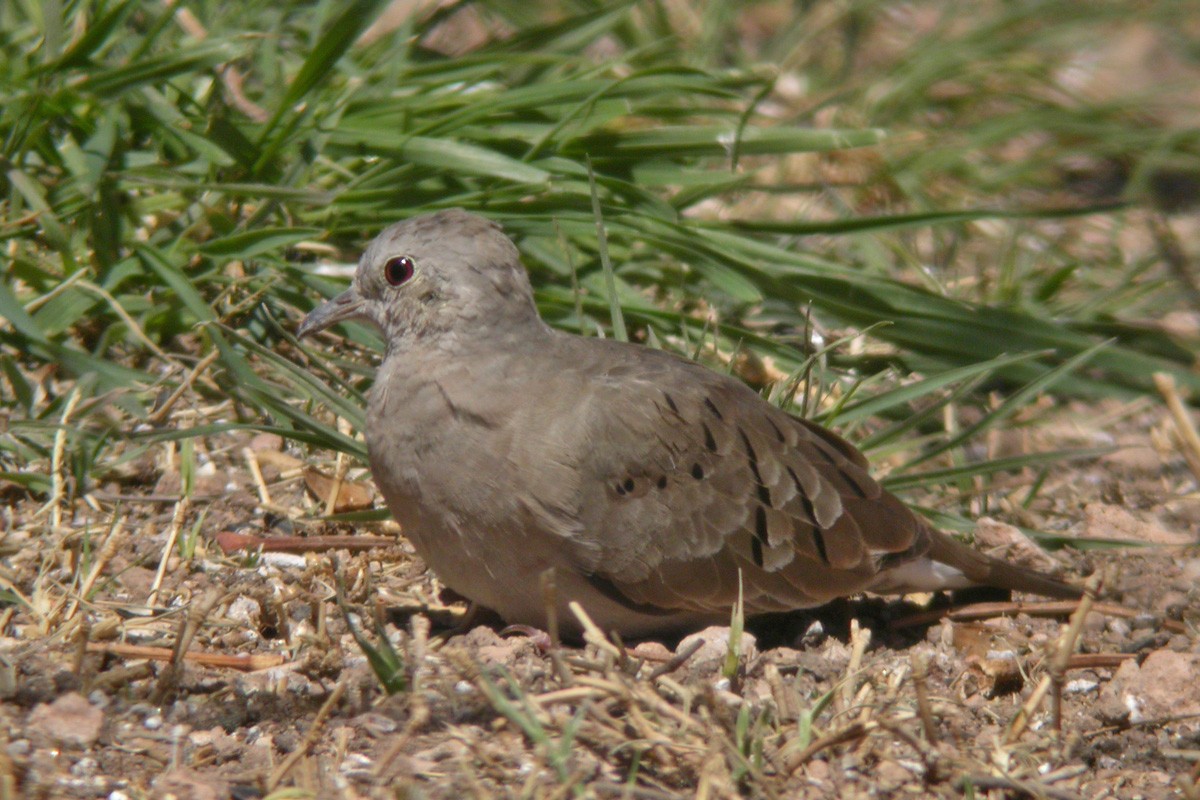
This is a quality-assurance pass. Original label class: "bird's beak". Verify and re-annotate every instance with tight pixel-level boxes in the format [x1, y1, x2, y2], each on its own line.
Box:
[297, 287, 367, 338]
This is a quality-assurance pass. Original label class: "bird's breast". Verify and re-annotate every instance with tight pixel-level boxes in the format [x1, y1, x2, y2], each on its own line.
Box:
[366, 367, 502, 508]
[364, 355, 588, 618]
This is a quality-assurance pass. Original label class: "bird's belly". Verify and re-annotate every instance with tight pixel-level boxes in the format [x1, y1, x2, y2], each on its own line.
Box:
[368, 435, 727, 633]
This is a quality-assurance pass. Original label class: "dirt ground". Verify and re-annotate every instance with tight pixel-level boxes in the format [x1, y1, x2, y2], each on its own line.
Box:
[1, 380, 1198, 799]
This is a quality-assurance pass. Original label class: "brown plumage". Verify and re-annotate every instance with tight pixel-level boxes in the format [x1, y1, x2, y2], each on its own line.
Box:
[299, 209, 1081, 636]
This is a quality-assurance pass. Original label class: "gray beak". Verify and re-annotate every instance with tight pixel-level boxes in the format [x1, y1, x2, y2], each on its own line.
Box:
[297, 287, 367, 338]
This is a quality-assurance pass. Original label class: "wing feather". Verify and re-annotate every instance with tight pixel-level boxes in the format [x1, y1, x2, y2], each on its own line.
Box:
[558, 343, 929, 616]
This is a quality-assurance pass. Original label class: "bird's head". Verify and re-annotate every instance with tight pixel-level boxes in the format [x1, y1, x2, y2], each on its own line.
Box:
[298, 209, 539, 349]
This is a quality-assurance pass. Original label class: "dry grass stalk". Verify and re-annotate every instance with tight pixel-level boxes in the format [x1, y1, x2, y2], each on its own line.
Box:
[268, 679, 348, 791]
[569, 602, 623, 661]
[63, 511, 126, 624]
[153, 587, 225, 704]
[1179, 759, 1200, 800]
[37, 385, 82, 531]
[1005, 571, 1102, 744]
[243, 446, 274, 508]
[910, 653, 940, 745]
[165, 0, 269, 121]
[839, 618, 871, 715]
[147, 349, 220, 425]
[1154, 371, 1200, 482]
[0, 731, 14, 800]
[323, 416, 354, 515]
[147, 494, 190, 609]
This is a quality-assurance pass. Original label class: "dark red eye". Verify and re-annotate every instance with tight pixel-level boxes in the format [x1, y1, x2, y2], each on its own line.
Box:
[384, 255, 415, 286]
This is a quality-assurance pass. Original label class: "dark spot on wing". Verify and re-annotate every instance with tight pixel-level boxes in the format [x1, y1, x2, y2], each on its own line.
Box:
[751, 536, 764, 568]
[701, 422, 717, 453]
[799, 493, 816, 523]
[704, 397, 724, 420]
[811, 444, 838, 465]
[691, 463, 704, 480]
[738, 427, 771, 507]
[663, 392, 679, 414]
[844, 473, 869, 498]
[811, 528, 831, 565]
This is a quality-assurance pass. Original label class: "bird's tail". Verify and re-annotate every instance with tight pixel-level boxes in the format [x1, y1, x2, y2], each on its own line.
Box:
[926, 528, 1083, 600]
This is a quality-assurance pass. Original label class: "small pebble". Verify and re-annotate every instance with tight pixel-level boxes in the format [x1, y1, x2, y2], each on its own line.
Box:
[338, 752, 374, 775]
[1131, 613, 1157, 630]
[71, 756, 99, 777]
[1065, 678, 1098, 694]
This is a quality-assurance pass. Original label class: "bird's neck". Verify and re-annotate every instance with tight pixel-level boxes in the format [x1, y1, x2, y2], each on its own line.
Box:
[384, 313, 553, 362]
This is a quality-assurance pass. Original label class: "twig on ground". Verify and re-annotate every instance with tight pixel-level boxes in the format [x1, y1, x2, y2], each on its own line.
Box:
[648, 637, 706, 681]
[87, 642, 288, 671]
[784, 722, 871, 773]
[1084, 712, 1200, 739]
[892, 599, 1188, 635]
[213, 530, 394, 554]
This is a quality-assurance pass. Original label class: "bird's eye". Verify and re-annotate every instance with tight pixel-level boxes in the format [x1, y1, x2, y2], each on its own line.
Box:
[384, 256, 415, 286]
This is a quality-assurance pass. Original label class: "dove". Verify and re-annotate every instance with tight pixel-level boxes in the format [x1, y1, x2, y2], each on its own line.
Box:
[298, 209, 1081, 636]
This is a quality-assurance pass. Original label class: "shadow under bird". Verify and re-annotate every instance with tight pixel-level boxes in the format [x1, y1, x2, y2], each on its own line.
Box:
[298, 209, 1081, 637]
